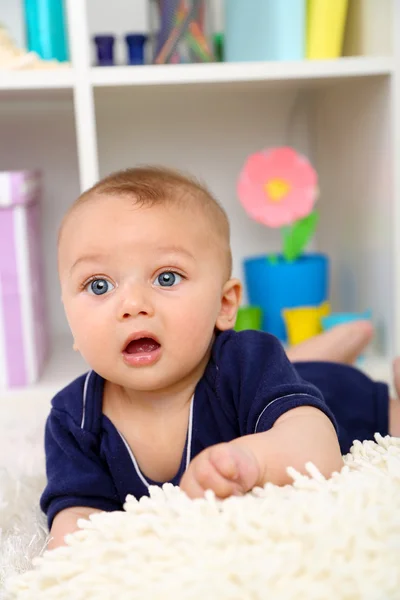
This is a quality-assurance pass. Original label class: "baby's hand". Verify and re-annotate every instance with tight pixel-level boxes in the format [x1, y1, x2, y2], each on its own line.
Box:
[180, 443, 260, 499]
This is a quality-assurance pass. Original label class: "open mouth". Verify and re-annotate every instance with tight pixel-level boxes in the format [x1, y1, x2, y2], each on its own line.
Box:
[122, 333, 162, 366]
[124, 337, 161, 355]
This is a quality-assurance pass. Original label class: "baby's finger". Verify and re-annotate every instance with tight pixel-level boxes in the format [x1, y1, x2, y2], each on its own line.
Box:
[181, 458, 242, 499]
[179, 475, 206, 499]
[209, 444, 261, 494]
[208, 444, 239, 481]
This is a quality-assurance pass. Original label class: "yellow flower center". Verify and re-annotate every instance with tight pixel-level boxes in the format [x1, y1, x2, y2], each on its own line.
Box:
[265, 178, 291, 202]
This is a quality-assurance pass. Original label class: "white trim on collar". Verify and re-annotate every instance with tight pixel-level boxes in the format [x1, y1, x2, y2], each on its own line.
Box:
[118, 393, 195, 487]
[80, 371, 92, 429]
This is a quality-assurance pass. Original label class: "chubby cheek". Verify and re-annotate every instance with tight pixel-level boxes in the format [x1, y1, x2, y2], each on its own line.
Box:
[167, 295, 219, 355]
[64, 299, 112, 361]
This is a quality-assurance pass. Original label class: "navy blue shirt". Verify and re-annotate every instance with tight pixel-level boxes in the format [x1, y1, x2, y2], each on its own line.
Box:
[41, 330, 336, 527]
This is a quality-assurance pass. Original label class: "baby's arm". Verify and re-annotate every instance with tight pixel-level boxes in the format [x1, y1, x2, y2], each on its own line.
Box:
[181, 330, 344, 498]
[42, 382, 123, 551]
[231, 404, 343, 486]
[180, 406, 343, 498]
[48, 506, 104, 550]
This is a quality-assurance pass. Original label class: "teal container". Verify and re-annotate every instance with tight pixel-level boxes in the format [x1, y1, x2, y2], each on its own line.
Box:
[224, 0, 305, 62]
[322, 311, 372, 330]
[24, 0, 69, 62]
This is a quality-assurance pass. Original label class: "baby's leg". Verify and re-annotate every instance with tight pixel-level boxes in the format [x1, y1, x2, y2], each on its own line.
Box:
[294, 359, 389, 454]
[286, 320, 374, 365]
[390, 358, 400, 436]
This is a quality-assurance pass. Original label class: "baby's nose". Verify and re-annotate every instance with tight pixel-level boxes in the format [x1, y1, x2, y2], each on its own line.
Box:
[118, 284, 154, 320]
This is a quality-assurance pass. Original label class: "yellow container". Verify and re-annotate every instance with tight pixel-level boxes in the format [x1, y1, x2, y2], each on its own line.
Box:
[283, 301, 330, 346]
[306, 0, 349, 59]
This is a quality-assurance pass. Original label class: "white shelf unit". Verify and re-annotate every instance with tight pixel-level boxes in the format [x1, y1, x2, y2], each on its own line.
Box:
[0, 0, 399, 404]
[90, 56, 394, 87]
[0, 69, 74, 91]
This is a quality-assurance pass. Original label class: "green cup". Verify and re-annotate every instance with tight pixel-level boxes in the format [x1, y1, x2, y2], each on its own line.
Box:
[213, 33, 224, 62]
[234, 306, 263, 332]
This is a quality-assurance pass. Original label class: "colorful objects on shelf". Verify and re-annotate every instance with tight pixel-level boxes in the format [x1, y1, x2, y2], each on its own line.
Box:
[306, 0, 349, 59]
[283, 301, 331, 346]
[234, 306, 262, 332]
[0, 171, 49, 388]
[238, 146, 319, 262]
[151, 0, 215, 64]
[93, 33, 148, 67]
[224, 0, 305, 62]
[238, 145, 327, 341]
[23, 0, 69, 62]
[125, 34, 148, 65]
[93, 35, 116, 67]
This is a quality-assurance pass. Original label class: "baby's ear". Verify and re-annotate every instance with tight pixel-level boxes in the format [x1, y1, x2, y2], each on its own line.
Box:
[216, 278, 242, 331]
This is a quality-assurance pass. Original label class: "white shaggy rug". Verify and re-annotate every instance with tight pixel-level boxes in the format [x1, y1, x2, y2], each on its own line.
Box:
[0, 406, 49, 600]
[1, 407, 399, 600]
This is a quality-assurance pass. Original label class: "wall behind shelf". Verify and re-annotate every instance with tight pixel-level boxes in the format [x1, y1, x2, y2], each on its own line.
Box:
[344, 0, 393, 57]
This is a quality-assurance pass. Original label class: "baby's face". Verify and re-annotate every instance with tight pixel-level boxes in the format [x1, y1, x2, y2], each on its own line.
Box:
[58, 196, 232, 392]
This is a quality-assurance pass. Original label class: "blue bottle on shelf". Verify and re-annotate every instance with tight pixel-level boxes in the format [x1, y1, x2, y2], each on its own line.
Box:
[24, 0, 69, 62]
[125, 34, 147, 66]
[94, 35, 116, 67]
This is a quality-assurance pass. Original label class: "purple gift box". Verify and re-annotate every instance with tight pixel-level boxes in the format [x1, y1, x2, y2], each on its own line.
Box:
[0, 170, 50, 388]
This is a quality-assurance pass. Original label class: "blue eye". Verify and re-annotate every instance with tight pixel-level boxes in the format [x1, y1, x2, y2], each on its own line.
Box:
[86, 279, 114, 295]
[154, 271, 182, 287]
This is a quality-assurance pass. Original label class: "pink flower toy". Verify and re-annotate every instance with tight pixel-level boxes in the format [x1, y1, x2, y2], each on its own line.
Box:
[238, 147, 319, 261]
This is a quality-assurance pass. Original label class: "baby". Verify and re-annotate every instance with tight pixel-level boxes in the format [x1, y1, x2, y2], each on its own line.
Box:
[42, 166, 400, 549]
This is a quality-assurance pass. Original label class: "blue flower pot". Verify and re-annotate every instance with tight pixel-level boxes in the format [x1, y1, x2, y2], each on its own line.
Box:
[243, 253, 329, 342]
